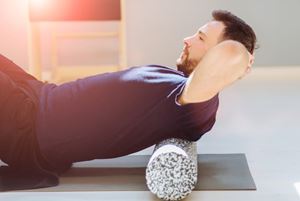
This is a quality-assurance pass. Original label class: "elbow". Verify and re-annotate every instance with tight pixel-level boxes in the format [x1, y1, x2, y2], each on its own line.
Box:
[213, 40, 250, 83]
[218, 40, 249, 67]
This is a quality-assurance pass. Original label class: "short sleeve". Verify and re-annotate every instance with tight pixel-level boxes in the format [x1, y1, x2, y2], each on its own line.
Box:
[169, 81, 219, 141]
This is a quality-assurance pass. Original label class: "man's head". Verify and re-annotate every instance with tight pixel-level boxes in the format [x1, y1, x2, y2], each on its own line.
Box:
[176, 10, 257, 76]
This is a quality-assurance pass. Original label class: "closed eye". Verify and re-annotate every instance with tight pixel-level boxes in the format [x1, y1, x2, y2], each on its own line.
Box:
[198, 30, 207, 41]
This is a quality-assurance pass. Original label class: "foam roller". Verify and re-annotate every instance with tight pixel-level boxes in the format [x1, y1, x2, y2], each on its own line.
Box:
[145, 138, 198, 201]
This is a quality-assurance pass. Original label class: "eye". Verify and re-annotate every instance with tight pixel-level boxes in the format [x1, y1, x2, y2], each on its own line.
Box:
[199, 36, 204, 41]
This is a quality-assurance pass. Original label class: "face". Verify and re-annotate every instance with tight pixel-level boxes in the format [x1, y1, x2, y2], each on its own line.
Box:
[176, 20, 225, 76]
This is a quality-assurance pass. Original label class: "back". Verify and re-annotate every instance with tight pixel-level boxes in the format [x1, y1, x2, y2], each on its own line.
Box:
[36, 65, 219, 166]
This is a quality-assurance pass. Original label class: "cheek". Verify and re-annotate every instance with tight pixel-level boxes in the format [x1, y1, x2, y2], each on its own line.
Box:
[191, 45, 206, 61]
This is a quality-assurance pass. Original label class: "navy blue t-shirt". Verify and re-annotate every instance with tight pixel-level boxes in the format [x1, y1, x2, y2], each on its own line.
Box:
[36, 65, 219, 166]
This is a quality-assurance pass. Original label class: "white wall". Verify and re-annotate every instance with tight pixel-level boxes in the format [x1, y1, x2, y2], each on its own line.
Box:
[125, 0, 300, 67]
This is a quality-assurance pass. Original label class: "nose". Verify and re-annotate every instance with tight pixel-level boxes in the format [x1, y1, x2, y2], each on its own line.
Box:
[183, 36, 193, 46]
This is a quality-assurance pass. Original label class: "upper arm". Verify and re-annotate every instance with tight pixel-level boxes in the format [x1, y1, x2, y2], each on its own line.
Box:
[178, 40, 249, 105]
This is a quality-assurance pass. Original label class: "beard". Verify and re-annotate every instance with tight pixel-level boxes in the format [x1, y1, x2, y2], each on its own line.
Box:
[176, 51, 200, 77]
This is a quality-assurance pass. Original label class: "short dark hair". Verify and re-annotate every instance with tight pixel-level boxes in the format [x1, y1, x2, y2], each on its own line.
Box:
[212, 10, 258, 54]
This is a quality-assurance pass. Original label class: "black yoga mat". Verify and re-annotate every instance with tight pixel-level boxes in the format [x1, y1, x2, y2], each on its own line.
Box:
[22, 153, 256, 192]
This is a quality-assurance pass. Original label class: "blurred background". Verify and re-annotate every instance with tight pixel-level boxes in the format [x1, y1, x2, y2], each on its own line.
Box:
[0, 0, 300, 200]
[1, 0, 300, 74]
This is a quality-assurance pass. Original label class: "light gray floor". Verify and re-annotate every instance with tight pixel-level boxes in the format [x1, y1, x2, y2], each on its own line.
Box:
[1, 67, 300, 201]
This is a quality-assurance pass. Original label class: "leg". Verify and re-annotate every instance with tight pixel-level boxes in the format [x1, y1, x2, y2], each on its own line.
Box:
[178, 40, 249, 104]
[0, 54, 37, 83]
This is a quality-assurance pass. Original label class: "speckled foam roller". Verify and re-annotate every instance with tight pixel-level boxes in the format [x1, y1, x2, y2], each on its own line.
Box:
[145, 138, 198, 201]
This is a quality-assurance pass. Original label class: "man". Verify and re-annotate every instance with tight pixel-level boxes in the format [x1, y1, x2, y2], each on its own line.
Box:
[0, 10, 256, 191]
